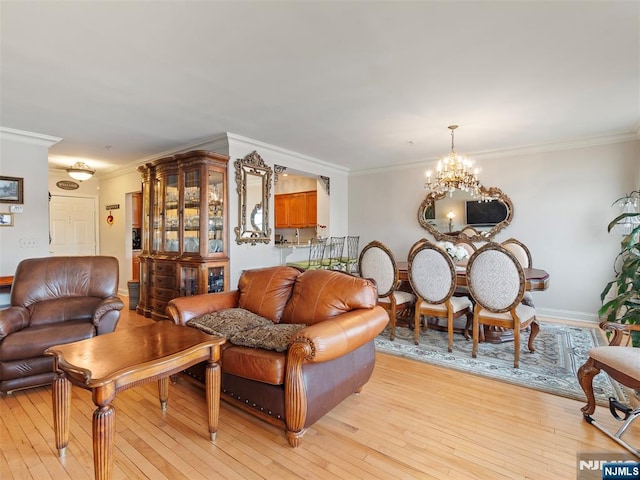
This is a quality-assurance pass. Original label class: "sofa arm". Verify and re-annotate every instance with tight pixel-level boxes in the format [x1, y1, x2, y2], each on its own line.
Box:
[0, 306, 30, 341]
[92, 297, 125, 326]
[288, 305, 388, 363]
[167, 290, 240, 326]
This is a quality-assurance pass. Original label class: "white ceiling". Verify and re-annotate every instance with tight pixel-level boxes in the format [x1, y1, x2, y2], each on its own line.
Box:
[1, 1, 638, 176]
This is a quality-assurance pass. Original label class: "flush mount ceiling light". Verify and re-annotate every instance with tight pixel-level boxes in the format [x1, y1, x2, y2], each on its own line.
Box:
[66, 161, 95, 181]
[424, 125, 481, 197]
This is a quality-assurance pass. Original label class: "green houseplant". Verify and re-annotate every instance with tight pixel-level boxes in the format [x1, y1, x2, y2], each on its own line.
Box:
[599, 189, 640, 347]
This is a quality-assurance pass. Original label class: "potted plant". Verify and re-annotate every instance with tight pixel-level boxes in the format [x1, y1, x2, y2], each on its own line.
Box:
[599, 189, 640, 347]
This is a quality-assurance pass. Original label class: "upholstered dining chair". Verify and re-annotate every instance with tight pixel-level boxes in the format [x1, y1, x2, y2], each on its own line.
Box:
[321, 236, 346, 270]
[500, 237, 535, 308]
[359, 240, 415, 341]
[466, 243, 540, 368]
[459, 226, 481, 239]
[287, 239, 326, 270]
[408, 241, 473, 350]
[339, 235, 360, 274]
[577, 322, 640, 457]
[408, 238, 429, 259]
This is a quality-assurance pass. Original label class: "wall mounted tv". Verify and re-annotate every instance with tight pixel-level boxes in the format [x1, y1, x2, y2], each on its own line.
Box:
[465, 200, 508, 226]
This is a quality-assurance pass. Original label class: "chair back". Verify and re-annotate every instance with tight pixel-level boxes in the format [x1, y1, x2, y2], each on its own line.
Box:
[466, 243, 525, 313]
[358, 240, 398, 297]
[460, 226, 481, 239]
[307, 239, 327, 268]
[345, 235, 359, 259]
[328, 236, 345, 262]
[453, 239, 476, 266]
[501, 238, 532, 268]
[408, 242, 456, 304]
[408, 238, 429, 260]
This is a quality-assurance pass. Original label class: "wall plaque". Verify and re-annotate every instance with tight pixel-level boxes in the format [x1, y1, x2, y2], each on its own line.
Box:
[56, 180, 79, 190]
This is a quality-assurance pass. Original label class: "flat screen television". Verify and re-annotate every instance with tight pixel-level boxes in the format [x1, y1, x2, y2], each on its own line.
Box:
[465, 200, 508, 226]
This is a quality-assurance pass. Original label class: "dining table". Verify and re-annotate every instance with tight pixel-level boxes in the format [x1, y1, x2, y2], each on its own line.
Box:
[396, 261, 550, 343]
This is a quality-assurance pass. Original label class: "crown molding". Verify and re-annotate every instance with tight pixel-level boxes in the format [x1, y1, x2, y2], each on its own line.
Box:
[0, 127, 61, 148]
[349, 129, 640, 177]
[97, 133, 229, 181]
[226, 132, 350, 174]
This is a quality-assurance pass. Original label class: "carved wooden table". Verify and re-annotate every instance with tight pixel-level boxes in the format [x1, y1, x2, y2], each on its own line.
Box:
[44, 321, 225, 480]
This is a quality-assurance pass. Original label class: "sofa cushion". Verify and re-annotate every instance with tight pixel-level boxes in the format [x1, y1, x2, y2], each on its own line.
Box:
[29, 297, 104, 327]
[237, 266, 300, 323]
[222, 346, 287, 385]
[281, 269, 378, 325]
[0, 320, 96, 362]
[187, 308, 271, 338]
[229, 323, 306, 352]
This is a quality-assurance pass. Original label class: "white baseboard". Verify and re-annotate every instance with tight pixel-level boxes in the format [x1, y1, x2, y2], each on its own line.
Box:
[536, 307, 600, 325]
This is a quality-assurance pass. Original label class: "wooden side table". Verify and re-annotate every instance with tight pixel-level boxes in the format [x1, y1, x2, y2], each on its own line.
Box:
[44, 321, 225, 480]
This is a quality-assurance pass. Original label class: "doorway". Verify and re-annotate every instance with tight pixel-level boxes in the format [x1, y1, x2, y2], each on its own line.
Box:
[49, 195, 97, 256]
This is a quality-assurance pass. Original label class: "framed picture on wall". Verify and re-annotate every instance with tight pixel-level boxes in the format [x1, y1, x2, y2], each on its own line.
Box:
[0, 176, 23, 204]
[0, 212, 14, 226]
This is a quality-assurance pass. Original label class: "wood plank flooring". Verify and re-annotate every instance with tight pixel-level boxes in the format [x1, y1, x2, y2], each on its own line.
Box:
[1, 307, 638, 479]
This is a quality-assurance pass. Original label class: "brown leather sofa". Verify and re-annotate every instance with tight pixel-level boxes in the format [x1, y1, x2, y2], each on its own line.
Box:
[167, 265, 388, 447]
[0, 256, 124, 394]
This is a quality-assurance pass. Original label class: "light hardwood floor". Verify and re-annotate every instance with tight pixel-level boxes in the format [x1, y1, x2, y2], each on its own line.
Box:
[1, 307, 637, 479]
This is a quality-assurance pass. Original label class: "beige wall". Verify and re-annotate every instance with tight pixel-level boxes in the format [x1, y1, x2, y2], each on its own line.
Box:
[349, 138, 640, 322]
[0, 129, 60, 275]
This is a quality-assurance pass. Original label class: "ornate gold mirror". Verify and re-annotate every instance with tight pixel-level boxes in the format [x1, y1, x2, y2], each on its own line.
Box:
[234, 151, 272, 245]
[418, 185, 513, 242]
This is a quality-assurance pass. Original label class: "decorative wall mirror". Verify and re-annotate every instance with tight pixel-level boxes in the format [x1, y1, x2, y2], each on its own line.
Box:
[234, 151, 272, 245]
[418, 185, 513, 242]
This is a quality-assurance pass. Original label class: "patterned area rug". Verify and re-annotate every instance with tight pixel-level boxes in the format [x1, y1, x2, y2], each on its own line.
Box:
[375, 322, 628, 406]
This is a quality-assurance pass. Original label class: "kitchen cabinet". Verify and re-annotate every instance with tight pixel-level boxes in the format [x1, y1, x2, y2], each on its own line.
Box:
[274, 191, 317, 228]
[132, 252, 140, 281]
[136, 150, 229, 321]
[132, 192, 142, 228]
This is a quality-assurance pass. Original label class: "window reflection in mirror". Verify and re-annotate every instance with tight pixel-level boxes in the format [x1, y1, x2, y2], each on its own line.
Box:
[274, 169, 330, 245]
[418, 186, 513, 242]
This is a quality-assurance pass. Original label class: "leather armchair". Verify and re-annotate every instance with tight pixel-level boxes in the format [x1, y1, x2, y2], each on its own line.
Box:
[0, 256, 124, 394]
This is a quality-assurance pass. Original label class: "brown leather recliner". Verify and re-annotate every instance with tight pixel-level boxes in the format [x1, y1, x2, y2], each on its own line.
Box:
[167, 266, 388, 447]
[0, 256, 124, 394]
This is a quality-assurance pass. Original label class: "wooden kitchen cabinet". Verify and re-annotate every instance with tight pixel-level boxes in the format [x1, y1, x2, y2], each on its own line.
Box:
[274, 191, 317, 228]
[132, 192, 142, 228]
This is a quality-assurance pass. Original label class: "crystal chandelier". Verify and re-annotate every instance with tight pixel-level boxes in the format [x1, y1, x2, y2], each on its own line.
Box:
[424, 125, 480, 197]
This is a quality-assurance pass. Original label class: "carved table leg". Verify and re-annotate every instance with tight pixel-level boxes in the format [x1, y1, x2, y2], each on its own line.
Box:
[577, 357, 600, 415]
[205, 360, 220, 441]
[158, 376, 169, 411]
[92, 384, 116, 480]
[52, 373, 71, 457]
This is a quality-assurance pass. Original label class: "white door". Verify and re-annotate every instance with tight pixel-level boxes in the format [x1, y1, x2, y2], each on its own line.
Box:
[49, 195, 96, 256]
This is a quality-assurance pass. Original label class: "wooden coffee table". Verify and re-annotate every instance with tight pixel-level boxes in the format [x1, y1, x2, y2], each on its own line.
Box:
[44, 321, 225, 480]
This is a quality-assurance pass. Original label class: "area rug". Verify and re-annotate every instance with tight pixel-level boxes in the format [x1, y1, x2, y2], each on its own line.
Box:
[375, 322, 629, 406]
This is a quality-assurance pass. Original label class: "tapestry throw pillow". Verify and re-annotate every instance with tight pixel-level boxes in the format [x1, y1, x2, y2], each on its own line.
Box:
[187, 308, 272, 338]
[229, 323, 307, 352]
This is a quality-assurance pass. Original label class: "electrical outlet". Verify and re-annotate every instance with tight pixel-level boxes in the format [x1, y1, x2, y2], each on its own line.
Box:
[19, 238, 37, 248]
[9, 205, 23, 213]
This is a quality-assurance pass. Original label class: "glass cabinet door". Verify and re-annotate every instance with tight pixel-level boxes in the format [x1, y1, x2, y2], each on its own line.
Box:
[163, 173, 179, 252]
[207, 265, 225, 293]
[152, 178, 161, 252]
[183, 168, 201, 254]
[180, 265, 199, 296]
[208, 170, 224, 255]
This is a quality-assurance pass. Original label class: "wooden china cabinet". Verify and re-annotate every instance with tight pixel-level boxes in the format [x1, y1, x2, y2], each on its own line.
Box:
[136, 150, 229, 321]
